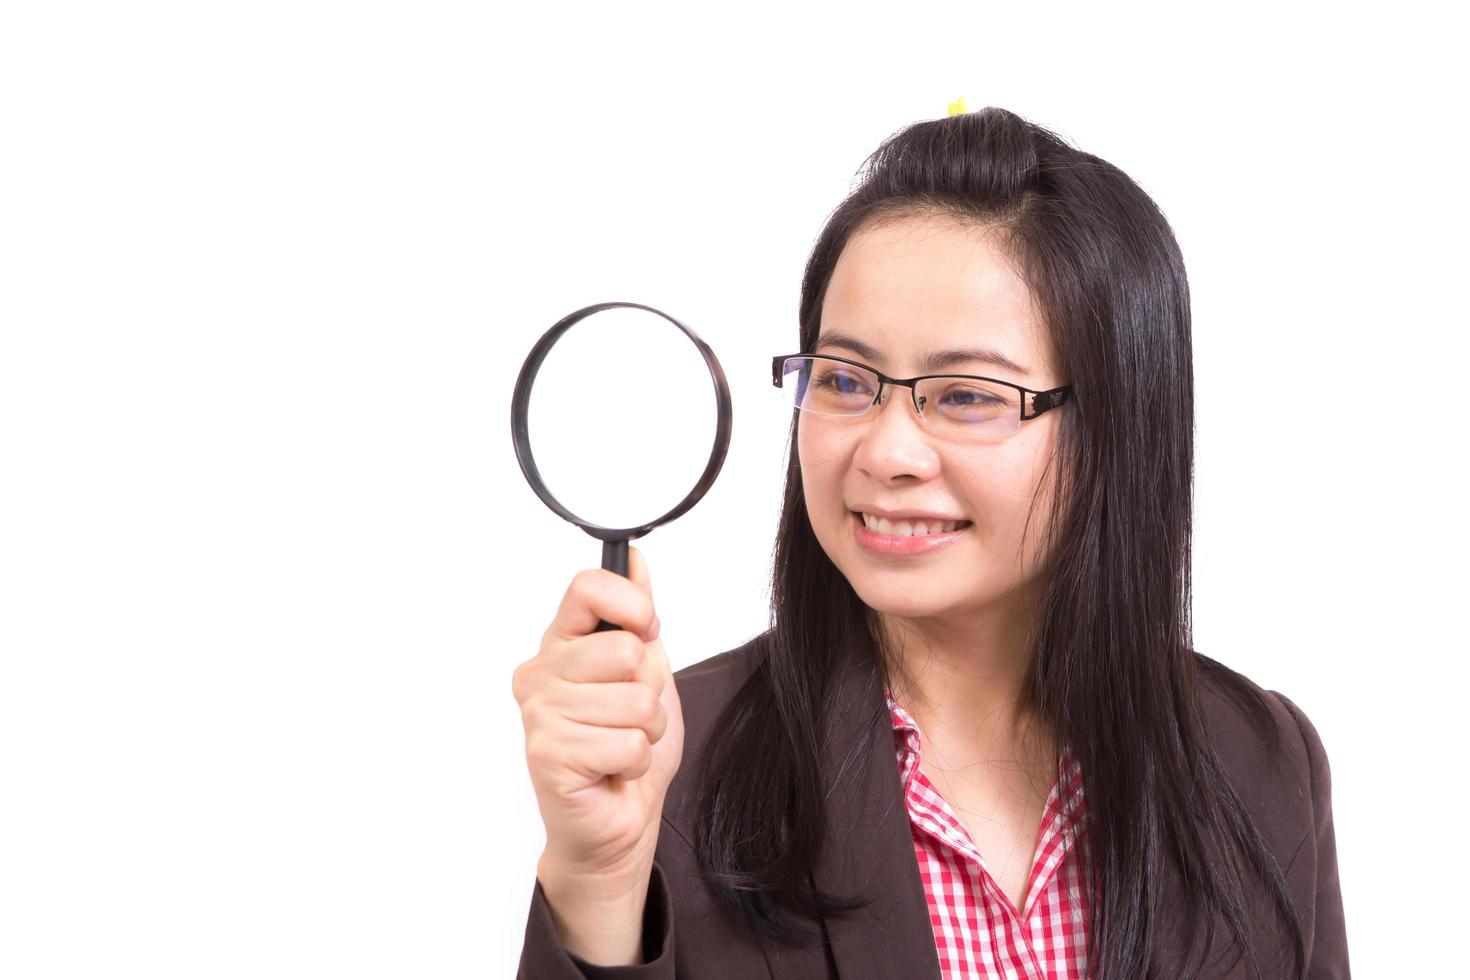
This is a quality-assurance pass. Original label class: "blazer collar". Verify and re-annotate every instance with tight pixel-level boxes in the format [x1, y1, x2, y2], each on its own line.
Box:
[806, 640, 945, 980]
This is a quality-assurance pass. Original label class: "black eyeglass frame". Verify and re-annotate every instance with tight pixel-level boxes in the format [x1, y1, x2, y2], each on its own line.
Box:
[770, 352, 1073, 424]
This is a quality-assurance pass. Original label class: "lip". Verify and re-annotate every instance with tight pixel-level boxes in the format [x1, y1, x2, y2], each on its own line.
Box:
[851, 510, 972, 557]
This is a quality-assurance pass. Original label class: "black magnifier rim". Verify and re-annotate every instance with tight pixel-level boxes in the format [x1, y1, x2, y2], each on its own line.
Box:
[510, 301, 733, 544]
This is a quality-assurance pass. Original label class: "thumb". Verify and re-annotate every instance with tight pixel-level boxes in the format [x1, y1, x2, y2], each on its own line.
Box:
[626, 545, 660, 645]
[627, 543, 653, 595]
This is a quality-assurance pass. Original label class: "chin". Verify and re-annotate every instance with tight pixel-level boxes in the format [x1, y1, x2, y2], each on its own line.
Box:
[852, 580, 961, 618]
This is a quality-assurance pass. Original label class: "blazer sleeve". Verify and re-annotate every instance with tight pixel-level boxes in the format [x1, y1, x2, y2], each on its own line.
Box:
[1273, 690, 1350, 979]
[517, 859, 676, 979]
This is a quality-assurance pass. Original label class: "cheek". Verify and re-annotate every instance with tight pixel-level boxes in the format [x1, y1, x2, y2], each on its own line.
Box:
[796, 425, 830, 519]
[966, 439, 1061, 562]
[797, 422, 848, 491]
[797, 424, 857, 547]
[959, 443, 1055, 533]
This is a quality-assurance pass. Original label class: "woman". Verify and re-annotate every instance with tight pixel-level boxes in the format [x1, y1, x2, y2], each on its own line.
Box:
[513, 106, 1348, 979]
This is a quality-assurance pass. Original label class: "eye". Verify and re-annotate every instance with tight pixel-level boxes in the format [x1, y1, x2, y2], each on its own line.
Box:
[941, 387, 1004, 407]
[927, 379, 1017, 425]
[814, 368, 872, 396]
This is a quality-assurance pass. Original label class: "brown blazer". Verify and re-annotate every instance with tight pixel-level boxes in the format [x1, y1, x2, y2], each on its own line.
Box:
[518, 631, 1349, 978]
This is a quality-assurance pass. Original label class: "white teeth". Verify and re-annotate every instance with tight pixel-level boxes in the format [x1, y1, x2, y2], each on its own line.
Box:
[860, 513, 967, 536]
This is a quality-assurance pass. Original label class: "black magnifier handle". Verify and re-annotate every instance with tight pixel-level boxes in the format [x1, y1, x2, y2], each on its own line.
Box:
[593, 538, 630, 633]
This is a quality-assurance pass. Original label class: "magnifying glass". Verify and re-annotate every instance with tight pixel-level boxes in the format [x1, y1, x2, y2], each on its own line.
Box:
[510, 301, 733, 633]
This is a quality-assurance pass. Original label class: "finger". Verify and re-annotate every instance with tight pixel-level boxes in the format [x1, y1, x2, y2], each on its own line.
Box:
[556, 632, 666, 695]
[627, 546, 659, 641]
[560, 720, 655, 781]
[547, 566, 657, 643]
[627, 544, 652, 594]
[643, 631, 671, 683]
[551, 681, 668, 744]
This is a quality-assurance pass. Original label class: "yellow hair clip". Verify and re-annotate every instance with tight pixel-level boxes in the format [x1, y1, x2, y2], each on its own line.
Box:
[947, 95, 967, 117]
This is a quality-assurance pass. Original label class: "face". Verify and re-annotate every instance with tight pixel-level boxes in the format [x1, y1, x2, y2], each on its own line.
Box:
[799, 211, 1068, 631]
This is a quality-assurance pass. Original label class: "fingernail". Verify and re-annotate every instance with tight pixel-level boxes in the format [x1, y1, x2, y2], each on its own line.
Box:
[644, 615, 660, 642]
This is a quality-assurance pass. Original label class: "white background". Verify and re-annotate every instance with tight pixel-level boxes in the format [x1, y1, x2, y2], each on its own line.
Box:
[2, 1, 1464, 976]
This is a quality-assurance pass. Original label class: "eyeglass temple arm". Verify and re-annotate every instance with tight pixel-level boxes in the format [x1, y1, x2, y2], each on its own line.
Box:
[1024, 386, 1071, 419]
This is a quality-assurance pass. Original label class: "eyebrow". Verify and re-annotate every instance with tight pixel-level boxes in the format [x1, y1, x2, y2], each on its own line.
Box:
[813, 330, 1030, 377]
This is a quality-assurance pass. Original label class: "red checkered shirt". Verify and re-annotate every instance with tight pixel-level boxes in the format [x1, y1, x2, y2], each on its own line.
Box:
[884, 687, 1092, 979]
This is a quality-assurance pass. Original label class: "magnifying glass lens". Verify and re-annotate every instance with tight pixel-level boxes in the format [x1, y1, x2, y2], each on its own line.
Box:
[526, 306, 719, 532]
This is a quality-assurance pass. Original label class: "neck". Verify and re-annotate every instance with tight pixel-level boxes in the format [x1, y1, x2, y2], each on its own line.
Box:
[876, 599, 1056, 773]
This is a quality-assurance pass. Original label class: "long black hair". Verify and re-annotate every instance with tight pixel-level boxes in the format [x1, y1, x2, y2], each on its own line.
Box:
[687, 106, 1305, 980]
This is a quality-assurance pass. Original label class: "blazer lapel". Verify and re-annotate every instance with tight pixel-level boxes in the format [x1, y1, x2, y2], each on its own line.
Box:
[807, 643, 943, 980]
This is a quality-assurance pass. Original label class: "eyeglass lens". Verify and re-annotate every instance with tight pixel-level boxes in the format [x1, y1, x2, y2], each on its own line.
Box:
[778, 356, 1022, 437]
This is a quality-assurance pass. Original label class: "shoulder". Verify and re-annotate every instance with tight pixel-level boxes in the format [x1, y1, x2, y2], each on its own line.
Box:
[1187, 656, 1349, 972]
[1195, 653, 1332, 780]
[670, 628, 769, 726]
[672, 628, 768, 689]
[667, 629, 769, 776]
[1193, 653, 1333, 871]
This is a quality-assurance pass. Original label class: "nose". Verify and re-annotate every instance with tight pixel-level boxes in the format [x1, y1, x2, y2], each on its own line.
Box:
[853, 382, 941, 480]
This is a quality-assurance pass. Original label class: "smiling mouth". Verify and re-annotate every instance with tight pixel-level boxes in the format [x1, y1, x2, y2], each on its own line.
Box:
[851, 510, 974, 536]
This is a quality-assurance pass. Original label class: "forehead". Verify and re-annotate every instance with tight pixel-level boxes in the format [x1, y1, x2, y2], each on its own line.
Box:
[819, 212, 1052, 380]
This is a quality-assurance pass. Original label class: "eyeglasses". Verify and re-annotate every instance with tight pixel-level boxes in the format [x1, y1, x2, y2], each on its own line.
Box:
[770, 353, 1072, 439]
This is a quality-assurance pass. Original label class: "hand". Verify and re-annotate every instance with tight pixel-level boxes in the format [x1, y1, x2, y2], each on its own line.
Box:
[512, 545, 685, 893]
